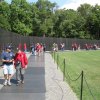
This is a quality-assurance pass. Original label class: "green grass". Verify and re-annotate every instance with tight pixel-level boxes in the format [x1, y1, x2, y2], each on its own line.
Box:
[52, 50, 100, 100]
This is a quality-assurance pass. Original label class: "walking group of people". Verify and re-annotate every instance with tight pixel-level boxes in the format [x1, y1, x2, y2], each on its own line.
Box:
[0, 45, 28, 86]
[30, 43, 46, 56]
[72, 42, 99, 51]
[52, 43, 65, 52]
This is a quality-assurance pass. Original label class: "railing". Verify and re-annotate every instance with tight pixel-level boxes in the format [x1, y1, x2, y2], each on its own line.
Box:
[51, 51, 96, 100]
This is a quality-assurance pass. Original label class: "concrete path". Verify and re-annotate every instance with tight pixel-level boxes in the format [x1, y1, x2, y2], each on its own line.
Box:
[45, 53, 78, 100]
[0, 52, 78, 100]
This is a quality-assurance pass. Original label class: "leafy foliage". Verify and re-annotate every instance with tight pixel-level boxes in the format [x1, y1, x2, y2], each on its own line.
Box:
[0, 0, 100, 39]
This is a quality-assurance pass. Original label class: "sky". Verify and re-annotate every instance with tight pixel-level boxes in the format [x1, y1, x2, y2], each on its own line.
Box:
[5, 0, 100, 10]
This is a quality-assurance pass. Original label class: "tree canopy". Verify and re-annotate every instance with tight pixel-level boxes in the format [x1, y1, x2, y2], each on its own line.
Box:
[0, 0, 100, 39]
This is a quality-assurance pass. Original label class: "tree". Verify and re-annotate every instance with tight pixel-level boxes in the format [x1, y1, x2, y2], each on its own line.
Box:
[0, 0, 100, 39]
[0, 1, 11, 30]
[77, 3, 94, 39]
[34, 0, 56, 36]
[10, 0, 32, 35]
[86, 5, 100, 39]
[77, 3, 92, 18]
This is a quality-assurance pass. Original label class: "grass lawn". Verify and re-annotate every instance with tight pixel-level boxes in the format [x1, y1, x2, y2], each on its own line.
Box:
[53, 50, 100, 100]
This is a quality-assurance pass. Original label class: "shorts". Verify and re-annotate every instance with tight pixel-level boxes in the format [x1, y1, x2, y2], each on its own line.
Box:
[3, 64, 14, 75]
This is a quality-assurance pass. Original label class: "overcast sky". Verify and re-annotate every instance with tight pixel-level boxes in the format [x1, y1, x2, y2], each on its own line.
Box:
[5, 0, 100, 10]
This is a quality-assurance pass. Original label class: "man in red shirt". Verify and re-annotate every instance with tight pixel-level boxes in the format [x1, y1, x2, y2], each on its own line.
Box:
[14, 48, 28, 85]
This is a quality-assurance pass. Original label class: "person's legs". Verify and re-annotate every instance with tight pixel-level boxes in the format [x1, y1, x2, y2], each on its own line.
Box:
[7, 74, 12, 86]
[20, 68, 25, 83]
[8, 65, 14, 86]
[16, 64, 22, 85]
[32, 48, 34, 55]
[3, 75, 8, 85]
[38, 50, 40, 56]
[3, 65, 8, 86]
[16, 67, 21, 81]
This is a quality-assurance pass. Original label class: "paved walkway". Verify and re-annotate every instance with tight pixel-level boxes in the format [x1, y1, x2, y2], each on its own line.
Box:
[0, 52, 78, 100]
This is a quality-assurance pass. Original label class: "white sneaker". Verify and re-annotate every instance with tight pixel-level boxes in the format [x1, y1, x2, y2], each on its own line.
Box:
[16, 80, 21, 86]
[3, 80, 7, 86]
[8, 81, 11, 86]
[21, 80, 24, 84]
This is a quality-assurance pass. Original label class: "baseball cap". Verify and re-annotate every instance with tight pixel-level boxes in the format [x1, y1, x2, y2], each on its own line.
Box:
[6, 46, 12, 49]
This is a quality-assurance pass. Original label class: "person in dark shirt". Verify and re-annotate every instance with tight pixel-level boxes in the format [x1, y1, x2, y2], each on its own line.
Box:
[30, 43, 35, 55]
[1, 46, 14, 86]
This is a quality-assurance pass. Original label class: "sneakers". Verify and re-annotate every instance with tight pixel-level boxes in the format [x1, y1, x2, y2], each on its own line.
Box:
[3, 80, 11, 86]
[21, 80, 24, 84]
[16, 80, 21, 86]
[3, 80, 7, 86]
[16, 80, 24, 85]
[8, 81, 11, 86]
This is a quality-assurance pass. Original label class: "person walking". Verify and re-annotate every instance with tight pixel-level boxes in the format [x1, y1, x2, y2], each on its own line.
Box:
[30, 42, 35, 55]
[14, 48, 28, 85]
[24, 43, 27, 52]
[36, 43, 41, 56]
[1, 46, 15, 86]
